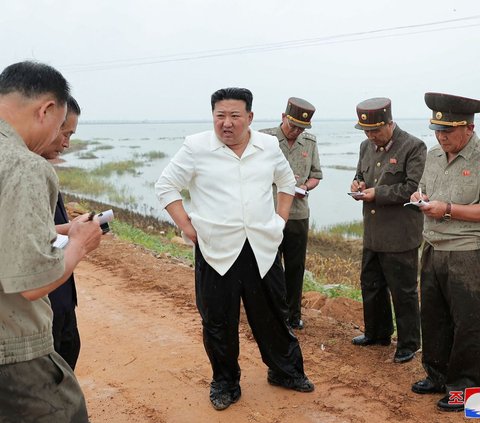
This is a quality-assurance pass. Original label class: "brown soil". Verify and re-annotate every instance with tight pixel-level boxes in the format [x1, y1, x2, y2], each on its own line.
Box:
[74, 235, 458, 423]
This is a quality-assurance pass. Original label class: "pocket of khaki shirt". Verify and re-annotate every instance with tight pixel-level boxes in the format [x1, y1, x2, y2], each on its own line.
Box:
[451, 182, 479, 205]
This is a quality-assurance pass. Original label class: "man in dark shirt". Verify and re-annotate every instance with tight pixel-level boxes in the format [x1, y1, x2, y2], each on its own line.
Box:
[350, 97, 426, 364]
[42, 96, 82, 369]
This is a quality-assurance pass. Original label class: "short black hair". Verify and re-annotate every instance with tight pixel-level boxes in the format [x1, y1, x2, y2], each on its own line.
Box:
[0, 61, 70, 105]
[211, 87, 253, 112]
[67, 95, 81, 116]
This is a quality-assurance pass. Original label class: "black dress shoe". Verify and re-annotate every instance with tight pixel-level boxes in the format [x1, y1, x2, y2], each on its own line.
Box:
[393, 349, 415, 363]
[209, 385, 241, 411]
[290, 319, 304, 330]
[411, 378, 445, 394]
[267, 369, 314, 392]
[437, 394, 464, 412]
[352, 335, 391, 346]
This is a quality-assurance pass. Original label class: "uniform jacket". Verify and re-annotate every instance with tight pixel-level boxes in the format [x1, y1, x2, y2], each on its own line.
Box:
[355, 125, 426, 252]
[260, 126, 322, 220]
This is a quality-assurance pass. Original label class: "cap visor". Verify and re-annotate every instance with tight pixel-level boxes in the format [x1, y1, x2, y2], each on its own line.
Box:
[429, 123, 451, 130]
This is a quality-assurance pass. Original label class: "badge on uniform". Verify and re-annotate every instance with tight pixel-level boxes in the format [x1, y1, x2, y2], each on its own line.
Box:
[302, 151, 308, 157]
[463, 170, 471, 176]
[389, 158, 397, 164]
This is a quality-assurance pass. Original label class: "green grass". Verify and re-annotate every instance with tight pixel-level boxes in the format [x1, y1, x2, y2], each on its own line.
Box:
[141, 151, 166, 160]
[56, 167, 116, 195]
[93, 144, 114, 151]
[110, 220, 193, 263]
[56, 167, 138, 206]
[91, 160, 143, 177]
[303, 271, 362, 301]
[77, 151, 98, 160]
[320, 220, 363, 238]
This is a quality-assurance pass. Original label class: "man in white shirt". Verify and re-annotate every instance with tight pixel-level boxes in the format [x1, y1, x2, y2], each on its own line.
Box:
[156, 87, 314, 411]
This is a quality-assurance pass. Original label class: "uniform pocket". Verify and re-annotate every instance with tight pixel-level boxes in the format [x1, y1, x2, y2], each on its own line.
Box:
[48, 352, 67, 385]
[384, 162, 404, 175]
[451, 182, 479, 205]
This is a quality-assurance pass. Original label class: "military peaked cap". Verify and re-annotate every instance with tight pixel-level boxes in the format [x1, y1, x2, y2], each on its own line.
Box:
[355, 97, 392, 131]
[425, 92, 480, 130]
[285, 97, 315, 129]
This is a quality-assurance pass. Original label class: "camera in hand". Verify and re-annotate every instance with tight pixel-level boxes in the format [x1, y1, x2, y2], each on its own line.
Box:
[97, 209, 114, 234]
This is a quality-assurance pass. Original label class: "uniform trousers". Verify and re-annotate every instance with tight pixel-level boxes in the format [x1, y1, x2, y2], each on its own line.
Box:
[360, 247, 421, 352]
[0, 352, 89, 423]
[195, 240, 305, 392]
[278, 218, 309, 323]
[52, 309, 81, 370]
[420, 244, 480, 392]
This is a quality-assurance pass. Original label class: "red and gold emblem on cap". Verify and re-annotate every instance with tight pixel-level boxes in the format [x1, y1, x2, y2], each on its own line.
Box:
[436, 111, 443, 120]
[302, 112, 308, 119]
[361, 113, 367, 121]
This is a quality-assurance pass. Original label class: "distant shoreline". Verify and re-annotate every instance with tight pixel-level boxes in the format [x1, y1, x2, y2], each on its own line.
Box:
[79, 117, 427, 126]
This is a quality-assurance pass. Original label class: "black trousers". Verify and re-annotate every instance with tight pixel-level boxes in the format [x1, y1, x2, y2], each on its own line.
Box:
[360, 247, 421, 352]
[195, 240, 305, 391]
[52, 309, 81, 371]
[420, 244, 480, 392]
[278, 218, 309, 323]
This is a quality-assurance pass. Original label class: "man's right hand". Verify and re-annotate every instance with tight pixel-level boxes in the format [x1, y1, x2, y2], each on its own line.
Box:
[68, 213, 102, 255]
[350, 179, 366, 192]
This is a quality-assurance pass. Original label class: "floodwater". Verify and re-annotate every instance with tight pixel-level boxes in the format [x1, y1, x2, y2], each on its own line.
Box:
[67, 119, 437, 229]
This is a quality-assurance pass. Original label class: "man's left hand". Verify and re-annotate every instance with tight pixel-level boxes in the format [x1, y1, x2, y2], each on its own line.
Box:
[360, 187, 375, 202]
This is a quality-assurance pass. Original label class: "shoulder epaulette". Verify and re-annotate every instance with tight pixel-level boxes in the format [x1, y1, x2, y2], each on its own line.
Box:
[302, 132, 317, 142]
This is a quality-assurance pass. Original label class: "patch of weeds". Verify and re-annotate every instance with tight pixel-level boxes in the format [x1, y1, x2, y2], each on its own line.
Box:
[110, 220, 193, 263]
[77, 151, 98, 159]
[303, 271, 361, 301]
[91, 160, 143, 177]
[93, 144, 114, 151]
[141, 151, 166, 160]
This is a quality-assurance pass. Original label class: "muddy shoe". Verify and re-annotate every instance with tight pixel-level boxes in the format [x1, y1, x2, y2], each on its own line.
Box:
[267, 369, 314, 392]
[209, 385, 241, 411]
[411, 378, 445, 394]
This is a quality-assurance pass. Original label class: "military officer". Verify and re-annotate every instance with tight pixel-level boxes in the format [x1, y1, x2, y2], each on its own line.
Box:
[261, 97, 322, 330]
[410, 93, 480, 412]
[350, 98, 426, 363]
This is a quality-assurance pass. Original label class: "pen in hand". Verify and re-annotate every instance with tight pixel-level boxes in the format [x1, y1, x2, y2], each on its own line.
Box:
[418, 187, 423, 203]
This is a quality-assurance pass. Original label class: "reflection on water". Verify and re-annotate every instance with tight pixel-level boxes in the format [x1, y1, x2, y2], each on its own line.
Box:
[68, 119, 436, 229]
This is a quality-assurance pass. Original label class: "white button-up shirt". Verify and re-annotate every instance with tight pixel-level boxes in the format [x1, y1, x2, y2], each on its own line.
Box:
[155, 129, 296, 277]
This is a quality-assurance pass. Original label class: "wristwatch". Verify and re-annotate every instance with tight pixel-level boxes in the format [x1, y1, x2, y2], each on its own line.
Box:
[443, 202, 452, 221]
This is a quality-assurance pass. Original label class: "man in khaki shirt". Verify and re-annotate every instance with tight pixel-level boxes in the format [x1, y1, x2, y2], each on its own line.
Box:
[261, 97, 322, 330]
[0, 61, 102, 423]
[410, 92, 480, 413]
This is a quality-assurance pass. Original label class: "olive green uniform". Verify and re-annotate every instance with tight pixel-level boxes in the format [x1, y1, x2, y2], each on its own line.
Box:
[355, 125, 426, 351]
[419, 132, 480, 392]
[0, 120, 88, 423]
[261, 126, 322, 323]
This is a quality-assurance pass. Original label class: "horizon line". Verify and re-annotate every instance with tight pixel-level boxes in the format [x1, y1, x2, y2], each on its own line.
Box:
[79, 117, 429, 125]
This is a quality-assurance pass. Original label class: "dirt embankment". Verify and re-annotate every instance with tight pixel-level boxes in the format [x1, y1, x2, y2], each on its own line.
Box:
[73, 235, 458, 423]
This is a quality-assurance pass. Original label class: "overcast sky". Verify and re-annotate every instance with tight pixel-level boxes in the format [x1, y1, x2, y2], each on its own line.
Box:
[2, 0, 480, 121]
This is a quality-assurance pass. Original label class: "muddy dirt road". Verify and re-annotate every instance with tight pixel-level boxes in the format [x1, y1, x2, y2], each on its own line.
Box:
[74, 236, 459, 422]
